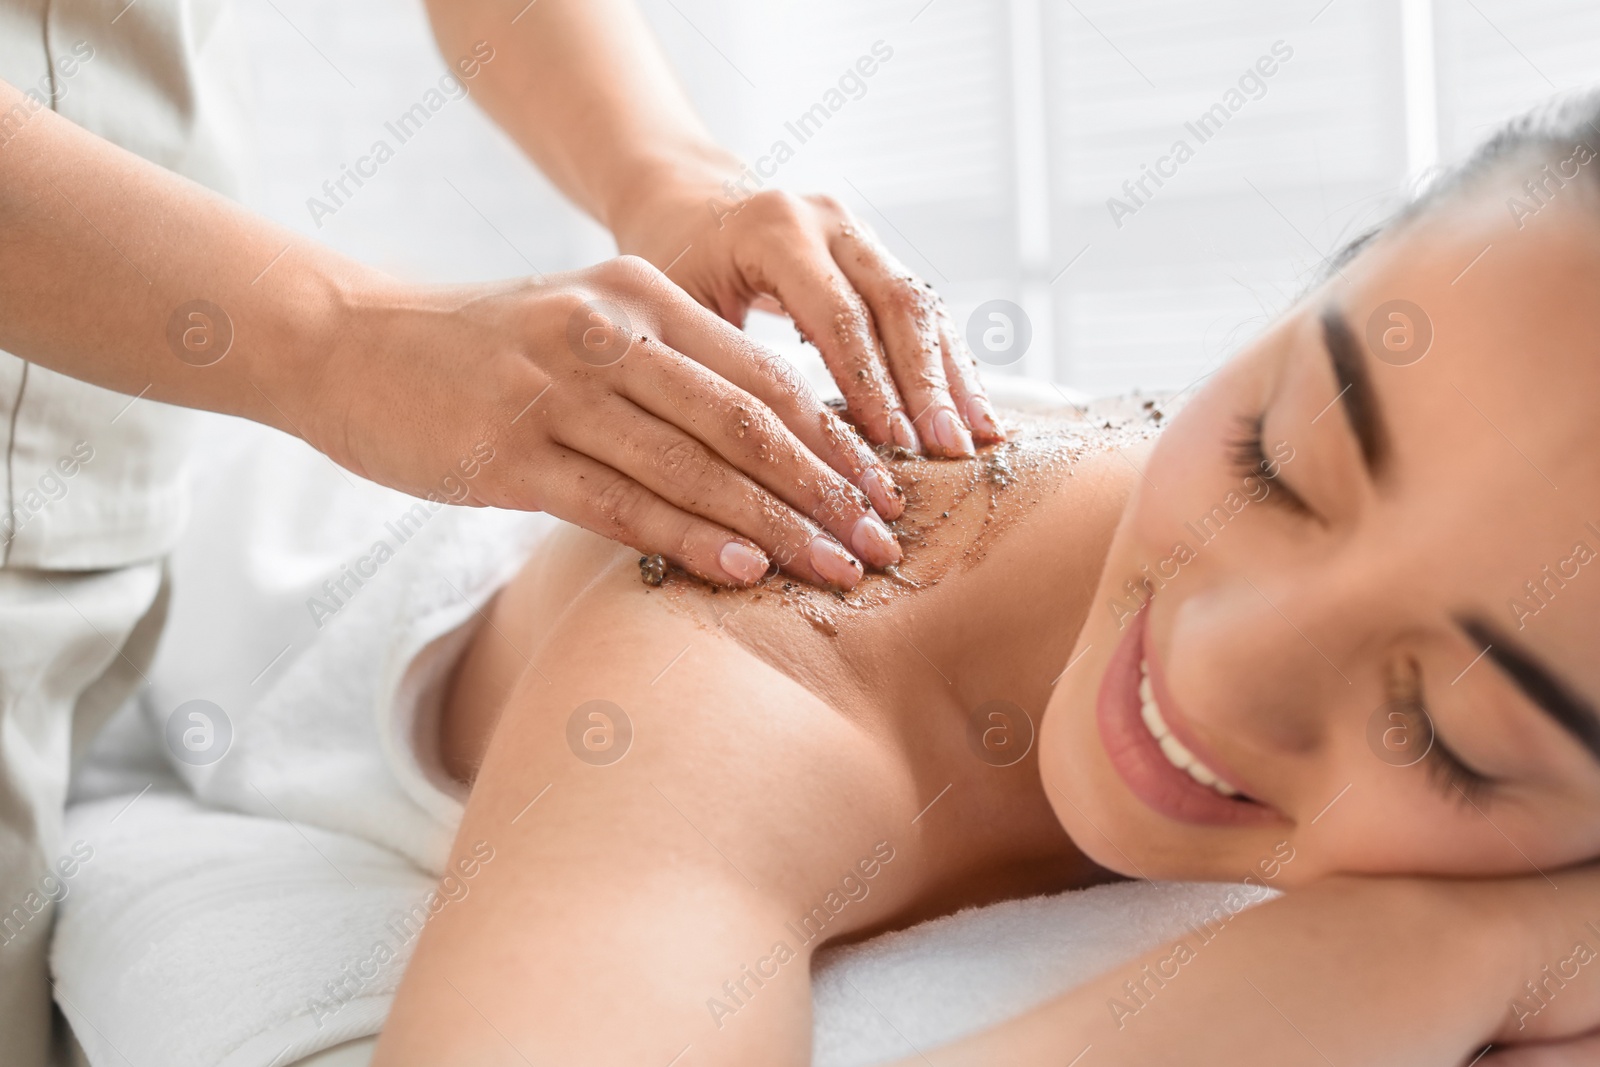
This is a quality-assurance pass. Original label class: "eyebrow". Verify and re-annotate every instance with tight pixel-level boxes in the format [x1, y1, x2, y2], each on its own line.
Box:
[1459, 616, 1600, 767]
[1319, 306, 1389, 473]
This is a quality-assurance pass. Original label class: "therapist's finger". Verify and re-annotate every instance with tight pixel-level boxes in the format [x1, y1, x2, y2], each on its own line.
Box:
[936, 304, 1004, 444]
[728, 194, 917, 453]
[830, 224, 977, 457]
[615, 336, 901, 571]
[560, 402, 871, 591]
[532, 444, 774, 588]
[652, 289, 905, 521]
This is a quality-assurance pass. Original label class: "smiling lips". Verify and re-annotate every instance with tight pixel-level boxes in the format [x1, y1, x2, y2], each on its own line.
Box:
[1096, 608, 1282, 827]
[1138, 655, 1241, 797]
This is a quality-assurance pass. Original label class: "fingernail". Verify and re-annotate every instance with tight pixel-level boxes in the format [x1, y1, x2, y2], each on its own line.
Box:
[849, 514, 901, 568]
[967, 396, 1004, 442]
[889, 411, 920, 452]
[860, 467, 904, 521]
[932, 408, 975, 457]
[719, 541, 769, 584]
[809, 536, 862, 590]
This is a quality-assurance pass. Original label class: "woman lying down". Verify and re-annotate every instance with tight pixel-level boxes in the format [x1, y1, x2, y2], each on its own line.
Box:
[372, 95, 1600, 1066]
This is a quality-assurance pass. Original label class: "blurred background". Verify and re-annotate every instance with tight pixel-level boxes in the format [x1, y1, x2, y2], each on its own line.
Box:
[235, 0, 1600, 396]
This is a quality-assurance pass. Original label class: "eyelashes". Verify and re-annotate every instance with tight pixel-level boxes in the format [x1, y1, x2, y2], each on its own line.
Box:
[1225, 413, 1312, 516]
[1388, 657, 1495, 809]
[1225, 413, 1270, 475]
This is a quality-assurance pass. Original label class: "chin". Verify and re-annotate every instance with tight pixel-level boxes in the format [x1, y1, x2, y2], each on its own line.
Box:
[1039, 665, 1145, 878]
[1039, 622, 1276, 885]
[1039, 751, 1259, 883]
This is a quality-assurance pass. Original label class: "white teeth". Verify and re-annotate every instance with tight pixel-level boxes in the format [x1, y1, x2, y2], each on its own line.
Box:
[1138, 657, 1239, 798]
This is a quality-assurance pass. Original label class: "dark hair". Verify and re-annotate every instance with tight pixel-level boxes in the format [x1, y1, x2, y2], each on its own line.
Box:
[1324, 90, 1600, 277]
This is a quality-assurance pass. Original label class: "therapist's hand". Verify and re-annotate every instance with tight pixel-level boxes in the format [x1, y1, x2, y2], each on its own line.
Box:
[0, 75, 901, 593]
[422, 0, 1000, 459]
[612, 184, 1004, 459]
[319, 257, 904, 591]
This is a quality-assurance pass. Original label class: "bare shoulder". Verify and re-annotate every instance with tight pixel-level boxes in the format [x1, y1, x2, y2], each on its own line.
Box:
[443, 401, 1155, 778]
[631, 402, 1155, 679]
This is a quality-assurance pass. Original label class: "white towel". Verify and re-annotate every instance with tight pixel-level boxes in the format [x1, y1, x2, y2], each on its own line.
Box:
[55, 412, 555, 1064]
[55, 788, 432, 1067]
[101, 410, 557, 875]
[809, 881, 1263, 1066]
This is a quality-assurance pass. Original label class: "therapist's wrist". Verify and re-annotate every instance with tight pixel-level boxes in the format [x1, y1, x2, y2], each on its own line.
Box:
[242, 257, 421, 460]
[602, 144, 743, 260]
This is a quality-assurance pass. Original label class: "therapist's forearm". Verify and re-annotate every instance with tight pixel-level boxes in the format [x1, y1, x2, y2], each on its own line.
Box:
[0, 76, 912, 585]
[0, 77, 389, 440]
[422, 0, 735, 240]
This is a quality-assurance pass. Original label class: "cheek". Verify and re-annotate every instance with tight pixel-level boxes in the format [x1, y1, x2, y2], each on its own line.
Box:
[1038, 371, 1257, 811]
[1137, 387, 1253, 542]
[1092, 335, 1272, 565]
[1038, 350, 1292, 879]
[1282, 734, 1559, 881]
[1072, 374, 1260, 648]
[1296, 785, 1479, 878]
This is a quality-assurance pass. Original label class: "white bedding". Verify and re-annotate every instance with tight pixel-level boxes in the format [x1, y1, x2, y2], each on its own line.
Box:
[52, 372, 1264, 1066]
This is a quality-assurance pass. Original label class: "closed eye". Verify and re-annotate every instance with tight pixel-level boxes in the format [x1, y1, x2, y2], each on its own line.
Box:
[1389, 657, 1495, 808]
[1227, 413, 1313, 517]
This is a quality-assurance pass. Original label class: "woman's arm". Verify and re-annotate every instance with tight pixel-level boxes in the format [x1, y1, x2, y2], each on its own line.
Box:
[375, 532, 924, 1066]
[889, 870, 1600, 1066]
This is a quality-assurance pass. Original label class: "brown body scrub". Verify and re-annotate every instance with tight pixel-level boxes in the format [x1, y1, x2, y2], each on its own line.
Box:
[639, 554, 667, 587]
[640, 396, 1170, 641]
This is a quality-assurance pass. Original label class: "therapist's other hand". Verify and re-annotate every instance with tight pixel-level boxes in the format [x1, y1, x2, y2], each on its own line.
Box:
[613, 184, 1003, 459]
[318, 257, 903, 591]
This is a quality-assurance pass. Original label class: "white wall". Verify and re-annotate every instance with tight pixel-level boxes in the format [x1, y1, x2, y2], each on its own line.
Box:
[234, 0, 1600, 397]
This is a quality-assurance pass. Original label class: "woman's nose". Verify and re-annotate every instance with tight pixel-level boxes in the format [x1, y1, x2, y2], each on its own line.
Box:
[1162, 573, 1372, 758]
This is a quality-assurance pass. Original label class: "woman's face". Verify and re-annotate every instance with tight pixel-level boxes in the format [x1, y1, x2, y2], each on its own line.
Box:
[1041, 167, 1600, 886]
